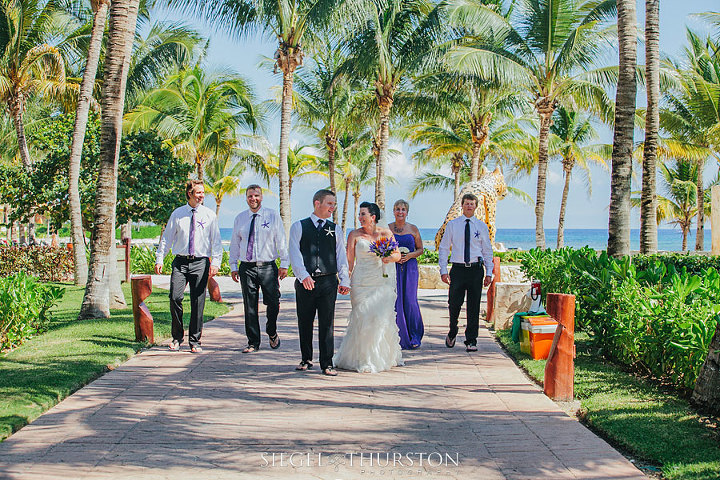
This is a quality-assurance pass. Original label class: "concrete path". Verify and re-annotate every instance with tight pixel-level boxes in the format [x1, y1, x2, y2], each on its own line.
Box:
[0, 281, 645, 480]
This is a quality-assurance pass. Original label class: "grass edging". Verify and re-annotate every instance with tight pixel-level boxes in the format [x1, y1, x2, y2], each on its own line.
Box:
[493, 329, 720, 480]
[0, 283, 229, 442]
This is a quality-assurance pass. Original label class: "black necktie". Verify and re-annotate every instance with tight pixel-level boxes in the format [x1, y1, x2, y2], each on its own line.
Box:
[464, 219, 471, 264]
[317, 219, 324, 232]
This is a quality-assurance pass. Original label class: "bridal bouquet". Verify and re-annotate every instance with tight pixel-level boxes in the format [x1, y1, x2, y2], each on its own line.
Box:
[369, 237, 399, 277]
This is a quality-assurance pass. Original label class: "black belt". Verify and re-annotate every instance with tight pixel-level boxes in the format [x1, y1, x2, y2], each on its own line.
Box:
[240, 261, 276, 267]
[175, 255, 207, 261]
[452, 262, 482, 268]
[310, 272, 336, 278]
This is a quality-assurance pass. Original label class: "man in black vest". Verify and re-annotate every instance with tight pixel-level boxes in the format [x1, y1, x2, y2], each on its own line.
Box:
[288, 189, 350, 376]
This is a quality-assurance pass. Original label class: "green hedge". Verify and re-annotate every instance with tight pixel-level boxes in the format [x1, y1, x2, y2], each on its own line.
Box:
[0, 273, 65, 350]
[520, 247, 720, 390]
[0, 246, 74, 282]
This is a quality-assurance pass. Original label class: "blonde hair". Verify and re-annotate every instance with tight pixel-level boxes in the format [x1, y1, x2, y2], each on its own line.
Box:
[393, 199, 410, 212]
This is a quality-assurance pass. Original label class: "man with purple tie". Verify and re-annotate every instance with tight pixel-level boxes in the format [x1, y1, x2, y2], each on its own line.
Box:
[229, 185, 289, 353]
[156, 180, 222, 353]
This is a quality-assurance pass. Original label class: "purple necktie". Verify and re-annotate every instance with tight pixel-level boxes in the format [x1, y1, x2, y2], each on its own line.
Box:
[189, 208, 196, 256]
[246, 213, 258, 261]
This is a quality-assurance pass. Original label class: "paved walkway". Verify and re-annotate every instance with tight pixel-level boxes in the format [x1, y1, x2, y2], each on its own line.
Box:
[0, 280, 645, 480]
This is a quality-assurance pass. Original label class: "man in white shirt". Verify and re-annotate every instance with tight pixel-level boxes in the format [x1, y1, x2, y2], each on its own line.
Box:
[155, 180, 222, 353]
[288, 189, 350, 376]
[229, 185, 289, 353]
[438, 193, 493, 352]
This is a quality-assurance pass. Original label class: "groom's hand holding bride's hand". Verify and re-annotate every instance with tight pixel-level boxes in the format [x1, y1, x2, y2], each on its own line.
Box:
[338, 286, 350, 295]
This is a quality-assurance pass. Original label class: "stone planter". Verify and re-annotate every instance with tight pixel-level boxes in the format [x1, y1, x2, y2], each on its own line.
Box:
[417, 264, 528, 290]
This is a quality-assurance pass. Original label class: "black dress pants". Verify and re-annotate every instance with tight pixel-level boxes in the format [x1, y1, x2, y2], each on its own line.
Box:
[169, 256, 210, 347]
[238, 262, 281, 348]
[295, 275, 338, 369]
[447, 264, 485, 345]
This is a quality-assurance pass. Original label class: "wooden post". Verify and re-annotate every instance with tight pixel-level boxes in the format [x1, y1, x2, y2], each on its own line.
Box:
[544, 293, 575, 401]
[131, 275, 154, 343]
[712, 185, 720, 255]
[485, 257, 502, 323]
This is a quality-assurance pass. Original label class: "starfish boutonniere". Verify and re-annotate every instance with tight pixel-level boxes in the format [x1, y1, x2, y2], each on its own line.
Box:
[196, 220, 206, 230]
[262, 220, 270, 229]
[324, 226, 335, 237]
[474, 231, 480, 238]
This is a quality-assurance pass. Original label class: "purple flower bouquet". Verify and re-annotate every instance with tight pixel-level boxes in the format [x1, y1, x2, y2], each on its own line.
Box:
[369, 237, 399, 277]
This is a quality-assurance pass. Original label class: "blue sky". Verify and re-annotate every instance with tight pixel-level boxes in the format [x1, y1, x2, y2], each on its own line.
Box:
[152, 1, 718, 229]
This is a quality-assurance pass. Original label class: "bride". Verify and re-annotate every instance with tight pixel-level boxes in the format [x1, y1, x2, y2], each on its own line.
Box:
[333, 202, 404, 373]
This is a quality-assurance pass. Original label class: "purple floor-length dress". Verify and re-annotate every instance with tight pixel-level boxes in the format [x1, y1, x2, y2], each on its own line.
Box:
[395, 233, 424, 349]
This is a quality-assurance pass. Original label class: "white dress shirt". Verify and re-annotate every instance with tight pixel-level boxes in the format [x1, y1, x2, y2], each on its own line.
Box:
[288, 214, 350, 287]
[438, 215, 494, 276]
[228, 207, 289, 271]
[156, 203, 223, 267]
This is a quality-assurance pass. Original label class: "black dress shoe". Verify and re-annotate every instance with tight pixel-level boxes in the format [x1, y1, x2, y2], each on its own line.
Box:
[445, 334, 456, 348]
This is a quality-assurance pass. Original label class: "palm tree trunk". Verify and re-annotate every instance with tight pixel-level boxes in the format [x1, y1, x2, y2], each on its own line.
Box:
[68, 0, 109, 286]
[277, 47, 302, 238]
[682, 226, 688, 251]
[376, 82, 395, 212]
[470, 143, 481, 183]
[353, 191, 360, 229]
[342, 178, 351, 233]
[557, 165, 572, 249]
[215, 197, 222, 217]
[469, 116, 489, 182]
[640, 0, 659, 255]
[534, 106, 554, 249]
[696, 159, 705, 251]
[196, 160, 204, 182]
[452, 154, 462, 200]
[608, 0, 638, 258]
[79, 0, 139, 319]
[326, 132, 338, 222]
[10, 94, 31, 168]
[692, 320, 720, 415]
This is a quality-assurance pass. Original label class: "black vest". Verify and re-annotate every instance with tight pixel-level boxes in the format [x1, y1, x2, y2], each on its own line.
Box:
[299, 218, 338, 275]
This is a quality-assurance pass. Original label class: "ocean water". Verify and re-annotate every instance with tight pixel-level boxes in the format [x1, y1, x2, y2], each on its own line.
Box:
[219, 227, 710, 252]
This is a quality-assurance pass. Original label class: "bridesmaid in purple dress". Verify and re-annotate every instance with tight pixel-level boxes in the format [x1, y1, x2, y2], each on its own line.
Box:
[389, 199, 424, 349]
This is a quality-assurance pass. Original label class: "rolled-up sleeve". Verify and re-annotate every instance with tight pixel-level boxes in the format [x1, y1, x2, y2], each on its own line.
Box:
[288, 221, 309, 281]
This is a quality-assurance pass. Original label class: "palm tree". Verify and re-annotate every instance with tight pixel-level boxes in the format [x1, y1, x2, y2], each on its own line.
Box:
[640, 0, 660, 254]
[334, 131, 374, 232]
[607, 0, 637, 257]
[124, 65, 259, 181]
[68, 16, 201, 285]
[0, 0, 70, 168]
[662, 31, 720, 252]
[204, 155, 245, 217]
[294, 43, 359, 222]
[632, 160, 698, 251]
[550, 106, 610, 248]
[445, 0, 616, 248]
[173, 0, 356, 235]
[341, 0, 444, 211]
[79, 0, 141, 319]
[258, 143, 327, 198]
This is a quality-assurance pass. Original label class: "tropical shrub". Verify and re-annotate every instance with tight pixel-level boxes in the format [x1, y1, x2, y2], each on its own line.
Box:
[519, 248, 720, 390]
[0, 246, 74, 282]
[0, 273, 65, 351]
[130, 246, 233, 275]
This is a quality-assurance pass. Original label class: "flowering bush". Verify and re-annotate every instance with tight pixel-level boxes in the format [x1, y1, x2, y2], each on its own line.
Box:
[0, 246, 74, 282]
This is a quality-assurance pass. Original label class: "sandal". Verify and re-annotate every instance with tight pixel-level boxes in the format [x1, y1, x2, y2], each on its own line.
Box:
[242, 345, 258, 353]
[269, 334, 280, 349]
[295, 360, 313, 371]
[190, 345, 203, 354]
[169, 340, 180, 351]
[323, 367, 338, 376]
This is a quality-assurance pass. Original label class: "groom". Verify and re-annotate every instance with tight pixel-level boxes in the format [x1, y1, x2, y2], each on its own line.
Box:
[288, 189, 350, 376]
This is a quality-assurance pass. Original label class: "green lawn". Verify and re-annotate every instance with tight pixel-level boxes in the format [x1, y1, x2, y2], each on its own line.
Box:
[0, 283, 229, 442]
[495, 329, 720, 480]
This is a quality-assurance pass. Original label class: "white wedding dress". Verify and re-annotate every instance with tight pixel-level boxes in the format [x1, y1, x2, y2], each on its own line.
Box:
[333, 237, 404, 373]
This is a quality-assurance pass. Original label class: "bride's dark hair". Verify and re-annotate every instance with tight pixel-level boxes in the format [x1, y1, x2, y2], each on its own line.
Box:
[359, 201, 381, 223]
